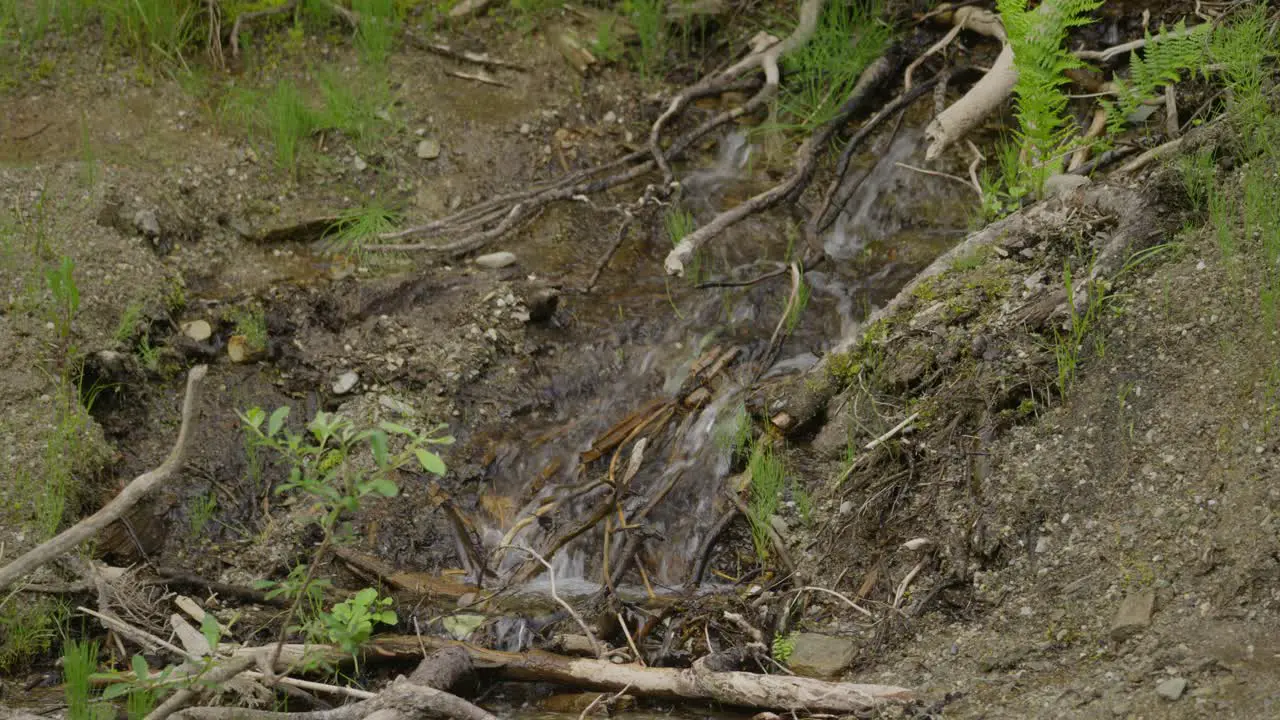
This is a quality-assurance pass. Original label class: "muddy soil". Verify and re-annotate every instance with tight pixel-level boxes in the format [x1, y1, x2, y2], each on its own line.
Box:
[2, 1, 1277, 718]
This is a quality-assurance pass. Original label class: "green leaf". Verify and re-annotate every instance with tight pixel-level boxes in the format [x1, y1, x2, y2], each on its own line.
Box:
[102, 682, 133, 700]
[415, 448, 446, 476]
[367, 477, 398, 497]
[426, 435, 456, 445]
[201, 613, 221, 651]
[368, 430, 389, 467]
[268, 406, 291, 437]
[131, 653, 149, 679]
[353, 587, 378, 605]
[375, 609, 398, 626]
[379, 421, 417, 436]
[240, 407, 266, 430]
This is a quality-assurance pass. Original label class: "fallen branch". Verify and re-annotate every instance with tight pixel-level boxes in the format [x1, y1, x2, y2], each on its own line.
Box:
[649, 0, 827, 184]
[813, 75, 947, 235]
[666, 55, 896, 275]
[445, 69, 509, 88]
[279, 637, 914, 714]
[0, 366, 207, 593]
[921, 5, 1011, 160]
[416, 40, 525, 72]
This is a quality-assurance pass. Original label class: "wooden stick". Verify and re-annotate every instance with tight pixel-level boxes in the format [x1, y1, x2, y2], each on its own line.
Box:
[0, 366, 207, 593]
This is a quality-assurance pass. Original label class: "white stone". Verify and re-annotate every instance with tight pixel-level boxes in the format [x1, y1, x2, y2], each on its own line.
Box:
[333, 371, 359, 395]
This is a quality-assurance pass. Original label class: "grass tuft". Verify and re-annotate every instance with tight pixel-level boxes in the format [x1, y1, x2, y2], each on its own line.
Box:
[746, 441, 784, 562]
[777, 0, 891, 129]
[321, 201, 399, 258]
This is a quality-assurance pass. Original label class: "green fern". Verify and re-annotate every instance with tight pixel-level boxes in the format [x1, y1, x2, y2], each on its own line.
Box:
[997, 0, 1103, 196]
[1106, 20, 1211, 135]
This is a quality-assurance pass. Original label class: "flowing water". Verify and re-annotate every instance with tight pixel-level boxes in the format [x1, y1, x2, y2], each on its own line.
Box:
[466, 121, 975, 616]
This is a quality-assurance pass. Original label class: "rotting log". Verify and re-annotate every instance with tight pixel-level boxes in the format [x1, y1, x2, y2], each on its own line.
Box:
[771, 178, 1171, 435]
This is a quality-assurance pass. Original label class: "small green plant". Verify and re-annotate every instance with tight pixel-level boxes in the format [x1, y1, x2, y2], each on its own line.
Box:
[309, 588, 397, 664]
[315, 67, 391, 145]
[590, 16, 626, 64]
[1210, 6, 1277, 155]
[1051, 260, 1106, 394]
[113, 302, 145, 345]
[321, 201, 399, 258]
[792, 485, 813, 527]
[240, 407, 451, 661]
[45, 255, 80, 346]
[63, 638, 100, 720]
[784, 275, 811, 334]
[0, 596, 64, 671]
[231, 305, 268, 353]
[626, 0, 665, 79]
[265, 79, 314, 176]
[101, 0, 199, 65]
[713, 402, 753, 457]
[255, 564, 332, 634]
[998, 0, 1103, 197]
[665, 207, 707, 281]
[772, 630, 797, 663]
[1177, 148, 1215, 213]
[746, 440, 784, 562]
[979, 138, 1031, 221]
[189, 491, 218, 538]
[352, 0, 399, 65]
[776, 0, 891, 129]
[1105, 20, 1210, 137]
[137, 334, 162, 373]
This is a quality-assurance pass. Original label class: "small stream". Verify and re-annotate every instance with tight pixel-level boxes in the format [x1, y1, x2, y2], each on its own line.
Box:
[467, 120, 973, 612]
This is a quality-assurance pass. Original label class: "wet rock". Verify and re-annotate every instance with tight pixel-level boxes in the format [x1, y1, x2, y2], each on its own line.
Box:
[379, 395, 417, 417]
[181, 320, 212, 342]
[786, 632, 857, 679]
[1045, 173, 1091, 198]
[1110, 590, 1156, 641]
[227, 335, 257, 363]
[417, 138, 441, 160]
[333, 371, 359, 395]
[474, 251, 517, 269]
[133, 209, 160, 237]
[1155, 677, 1187, 701]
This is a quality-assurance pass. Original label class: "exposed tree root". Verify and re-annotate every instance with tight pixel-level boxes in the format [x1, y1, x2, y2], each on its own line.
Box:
[0, 366, 208, 593]
[665, 55, 897, 275]
[649, 0, 827, 184]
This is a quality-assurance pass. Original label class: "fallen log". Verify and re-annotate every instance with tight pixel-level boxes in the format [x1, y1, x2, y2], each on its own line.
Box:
[270, 637, 913, 714]
[769, 176, 1170, 434]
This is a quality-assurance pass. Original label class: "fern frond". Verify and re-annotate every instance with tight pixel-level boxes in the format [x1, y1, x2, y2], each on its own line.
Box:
[1112, 20, 1210, 120]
